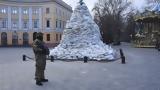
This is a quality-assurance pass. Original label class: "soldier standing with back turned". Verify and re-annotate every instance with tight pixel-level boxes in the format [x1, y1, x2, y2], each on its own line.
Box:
[32, 32, 50, 86]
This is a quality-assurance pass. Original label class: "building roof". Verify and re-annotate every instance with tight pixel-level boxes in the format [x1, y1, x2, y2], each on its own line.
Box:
[0, 0, 72, 12]
[0, 0, 52, 3]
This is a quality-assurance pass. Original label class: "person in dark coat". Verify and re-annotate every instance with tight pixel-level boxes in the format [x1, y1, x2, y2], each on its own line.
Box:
[32, 32, 50, 86]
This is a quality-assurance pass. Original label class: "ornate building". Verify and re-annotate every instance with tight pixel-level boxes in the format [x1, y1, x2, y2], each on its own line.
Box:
[134, 3, 160, 47]
[0, 0, 72, 46]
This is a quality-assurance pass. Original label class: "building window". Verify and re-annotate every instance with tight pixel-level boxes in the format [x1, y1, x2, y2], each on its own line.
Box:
[12, 20, 18, 28]
[46, 20, 50, 28]
[56, 19, 58, 28]
[12, 32, 18, 45]
[1, 32, 7, 46]
[47, 34, 50, 41]
[2, 19, 7, 28]
[56, 34, 58, 41]
[33, 32, 37, 41]
[46, 8, 50, 14]
[33, 9, 39, 14]
[63, 21, 65, 29]
[23, 9, 28, 15]
[12, 9, 18, 14]
[23, 20, 28, 29]
[23, 32, 29, 45]
[59, 20, 61, 28]
[1, 8, 7, 14]
[33, 20, 39, 28]
[60, 34, 62, 40]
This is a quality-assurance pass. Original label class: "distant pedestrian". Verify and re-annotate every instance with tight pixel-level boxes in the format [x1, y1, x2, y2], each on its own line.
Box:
[32, 32, 50, 86]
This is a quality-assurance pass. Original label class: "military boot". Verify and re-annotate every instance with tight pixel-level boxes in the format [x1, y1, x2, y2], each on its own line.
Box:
[36, 80, 43, 86]
[41, 79, 48, 82]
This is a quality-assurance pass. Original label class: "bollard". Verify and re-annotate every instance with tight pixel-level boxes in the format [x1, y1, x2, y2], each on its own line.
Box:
[50, 56, 54, 62]
[83, 56, 88, 63]
[23, 55, 26, 61]
[120, 49, 125, 64]
[76, 56, 79, 60]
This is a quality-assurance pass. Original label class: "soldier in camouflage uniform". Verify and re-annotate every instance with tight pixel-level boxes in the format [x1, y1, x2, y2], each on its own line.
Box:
[32, 32, 50, 86]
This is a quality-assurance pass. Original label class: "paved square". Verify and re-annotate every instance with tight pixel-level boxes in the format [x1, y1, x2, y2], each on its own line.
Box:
[0, 44, 160, 90]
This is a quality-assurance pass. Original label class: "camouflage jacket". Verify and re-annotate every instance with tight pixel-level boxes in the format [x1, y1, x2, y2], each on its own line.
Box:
[32, 39, 46, 55]
[33, 39, 50, 55]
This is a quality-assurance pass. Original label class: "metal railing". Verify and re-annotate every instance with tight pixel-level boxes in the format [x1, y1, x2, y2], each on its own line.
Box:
[23, 49, 126, 64]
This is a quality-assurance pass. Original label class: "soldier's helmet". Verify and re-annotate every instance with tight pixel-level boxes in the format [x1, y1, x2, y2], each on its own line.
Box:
[36, 32, 43, 41]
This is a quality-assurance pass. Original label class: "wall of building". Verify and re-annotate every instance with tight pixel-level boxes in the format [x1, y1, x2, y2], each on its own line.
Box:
[0, 31, 64, 46]
[0, 1, 72, 47]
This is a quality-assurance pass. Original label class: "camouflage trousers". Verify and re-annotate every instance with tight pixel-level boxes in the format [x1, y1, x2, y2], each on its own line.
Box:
[35, 55, 46, 81]
[35, 67, 45, 81]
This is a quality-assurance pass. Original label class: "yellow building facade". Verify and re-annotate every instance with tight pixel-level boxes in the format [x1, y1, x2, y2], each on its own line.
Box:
[0, 0, 72, 47]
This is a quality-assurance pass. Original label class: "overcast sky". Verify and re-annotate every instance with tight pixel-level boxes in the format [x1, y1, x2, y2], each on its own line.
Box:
[63, 0, 97, 12]
[63, 0, 147, 13]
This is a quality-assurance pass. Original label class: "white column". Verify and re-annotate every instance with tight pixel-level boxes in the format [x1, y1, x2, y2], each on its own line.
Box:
[29, 7, 32, 30]
[39, 8, 42, 30]
[8, 6, 11, 30]
[19, 7, 22, 29]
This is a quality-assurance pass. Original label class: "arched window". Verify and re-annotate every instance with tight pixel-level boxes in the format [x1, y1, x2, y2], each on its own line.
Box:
[33, 32, 37, 41]
[1, 32, 7, 46]
[47, 34, 50, 41]
[23, 32, 29, 45]
[12, 32, 18, 45]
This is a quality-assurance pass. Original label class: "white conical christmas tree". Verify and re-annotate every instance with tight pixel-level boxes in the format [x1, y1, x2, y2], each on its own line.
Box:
[50, 2, 117, 60]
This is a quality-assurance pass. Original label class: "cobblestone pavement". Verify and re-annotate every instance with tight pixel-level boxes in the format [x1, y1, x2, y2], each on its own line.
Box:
[0, 44, 160, 90]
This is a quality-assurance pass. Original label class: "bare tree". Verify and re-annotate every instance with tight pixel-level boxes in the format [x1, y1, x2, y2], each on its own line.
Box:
[123, 11, 136, 42]
[144, 0, 160, 10]
[93, 0, 131, 44]
[147, 0, 160, 3]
